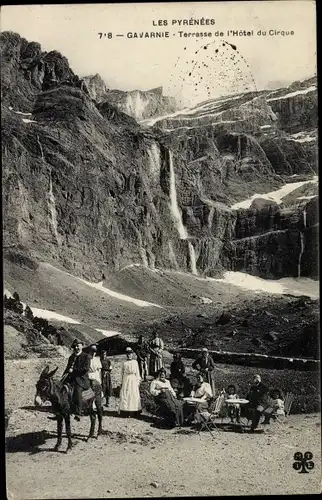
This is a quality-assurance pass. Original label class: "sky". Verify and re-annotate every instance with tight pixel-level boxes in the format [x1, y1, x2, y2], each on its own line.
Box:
[1, 1, 317, 107]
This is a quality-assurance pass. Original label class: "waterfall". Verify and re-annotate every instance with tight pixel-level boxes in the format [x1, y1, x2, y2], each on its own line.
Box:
[303, 208, 307, 228]
[126, 91, 147, 120]
[188, 242, 198, 275]
[139, 247, 149, 267]
[147, 143, 161, 181]
[168, 150, 188, 239]
[37, 134, 44, 162]
[168, 241, 179, 270]
[168, 150, 198, 275]
[48, 171, 61, 245]
[297, 232, 305, 278]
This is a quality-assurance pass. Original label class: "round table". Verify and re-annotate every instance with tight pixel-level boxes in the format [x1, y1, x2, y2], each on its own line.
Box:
[225, 399, 249, 429]
[183, 397, 208, 404]
[225, 398, 249, 405]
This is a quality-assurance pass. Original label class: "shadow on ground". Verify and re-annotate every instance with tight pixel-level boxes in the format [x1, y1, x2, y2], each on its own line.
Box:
[5, 430, 60, 455]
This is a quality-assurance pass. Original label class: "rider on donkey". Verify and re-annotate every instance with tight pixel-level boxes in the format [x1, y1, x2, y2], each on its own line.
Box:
[63, 338, 91, 420]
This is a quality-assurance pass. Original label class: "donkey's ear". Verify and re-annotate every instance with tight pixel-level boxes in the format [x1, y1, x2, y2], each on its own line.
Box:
[40, 366, 50, 377]
[47, 367, 59, 378]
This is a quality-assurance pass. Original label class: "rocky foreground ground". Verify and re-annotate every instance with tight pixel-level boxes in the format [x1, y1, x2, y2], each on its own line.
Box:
[5, 355, 321, 498]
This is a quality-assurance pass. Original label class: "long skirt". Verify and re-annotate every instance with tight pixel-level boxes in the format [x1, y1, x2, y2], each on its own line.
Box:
[101, 370, 112, 400]
[149, 354, 163, 377]
[119, 374, 141, 412]
[156, 391, 184, 426]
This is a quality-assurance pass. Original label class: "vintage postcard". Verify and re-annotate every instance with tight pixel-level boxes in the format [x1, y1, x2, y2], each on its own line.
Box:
[2, 1, 320, 498]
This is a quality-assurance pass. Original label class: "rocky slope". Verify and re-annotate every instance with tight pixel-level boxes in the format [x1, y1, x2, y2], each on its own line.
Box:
[1, 31, 318, 283]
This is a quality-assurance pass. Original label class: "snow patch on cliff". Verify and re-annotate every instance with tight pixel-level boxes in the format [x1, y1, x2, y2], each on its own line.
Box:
[231, 176, 318, 210]
[267, 85, 316, 102]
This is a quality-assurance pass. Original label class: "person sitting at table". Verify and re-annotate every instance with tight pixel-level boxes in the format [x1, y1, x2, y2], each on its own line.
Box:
[262, 389, 285, 424]
[245, 374, 270, 432]
[150, 368, 184, 428]
[225, 384, 241, 423]
[184, 374, 213, 424]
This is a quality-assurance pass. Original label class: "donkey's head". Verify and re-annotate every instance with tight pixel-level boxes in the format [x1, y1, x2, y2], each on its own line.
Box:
[34, 365, 59, 406]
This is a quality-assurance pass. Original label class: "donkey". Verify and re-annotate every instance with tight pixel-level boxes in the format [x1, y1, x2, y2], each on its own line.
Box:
[34, 366, 104, 452]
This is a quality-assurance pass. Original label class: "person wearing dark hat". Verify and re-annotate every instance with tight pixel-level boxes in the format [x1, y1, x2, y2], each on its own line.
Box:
[63, 339, 91, 420]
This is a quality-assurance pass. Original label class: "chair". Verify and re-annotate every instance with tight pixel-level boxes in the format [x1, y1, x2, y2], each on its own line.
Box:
[275, 392, 294, 424]
[197, 394, 226, 439]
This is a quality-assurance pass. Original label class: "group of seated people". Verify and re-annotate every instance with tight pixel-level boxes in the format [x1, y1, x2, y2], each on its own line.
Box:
[149, 366, 285, 431]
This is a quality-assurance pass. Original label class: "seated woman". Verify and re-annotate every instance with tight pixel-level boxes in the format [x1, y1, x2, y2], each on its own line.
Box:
[150, 368, 184, 428]
[184, 374, 213, 423]
[225, 384, 241, 423]
[263, 389, 285, 424]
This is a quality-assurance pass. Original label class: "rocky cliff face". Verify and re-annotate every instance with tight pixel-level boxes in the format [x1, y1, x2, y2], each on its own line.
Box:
[83, 73, 177, 121]
[2, 32, 318, 281]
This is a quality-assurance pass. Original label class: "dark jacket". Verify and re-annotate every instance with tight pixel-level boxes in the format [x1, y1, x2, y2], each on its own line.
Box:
[136, 342, 148, 360]
[170, 360, 185, 380]
[247, 382, 269, 407]
[192, 354, 215, 372]
[64, 351, 91, 390]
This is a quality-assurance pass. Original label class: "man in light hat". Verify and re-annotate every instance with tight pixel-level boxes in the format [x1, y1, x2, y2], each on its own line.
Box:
[245, 374, 269, 432]
[63, 338, 91, 419]
[192, 347, 216, 395]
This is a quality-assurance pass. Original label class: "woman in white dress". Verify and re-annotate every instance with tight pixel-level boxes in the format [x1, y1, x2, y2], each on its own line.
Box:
[119, 347, 141, 417]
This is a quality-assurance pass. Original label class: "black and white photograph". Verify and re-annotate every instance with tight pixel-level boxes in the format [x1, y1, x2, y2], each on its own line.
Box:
[2, 1, 320, 497]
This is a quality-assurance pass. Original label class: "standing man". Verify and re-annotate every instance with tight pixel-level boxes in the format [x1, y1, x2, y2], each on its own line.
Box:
[88, 344, 102, 385]
[63, 339, 91, 420]
[148, 331, 164, 378]
[135, 335, 148, 381]
[246, 374, 270, 432]
[192, 347, 216, 396]
[100, 351, 112, 407]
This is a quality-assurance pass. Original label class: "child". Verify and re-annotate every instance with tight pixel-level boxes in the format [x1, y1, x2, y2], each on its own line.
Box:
[225, 384, 241, 423]
[263, 389, 285, 424]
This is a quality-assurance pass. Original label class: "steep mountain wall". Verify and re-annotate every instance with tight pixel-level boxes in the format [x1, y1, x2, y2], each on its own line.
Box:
[1, 32, 318, 281]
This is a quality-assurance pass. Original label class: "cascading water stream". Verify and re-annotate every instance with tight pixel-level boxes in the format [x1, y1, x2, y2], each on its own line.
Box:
[168, 150, 188, 240]
[188, 242, 198, 275]
[297, 208, 307, 277]
[168, 150, 198, 275]
[48, 171, 61, 245]
[37, 134, 61, 246]
[297, 232, 305, 278]
[303, 208, 307, 229]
